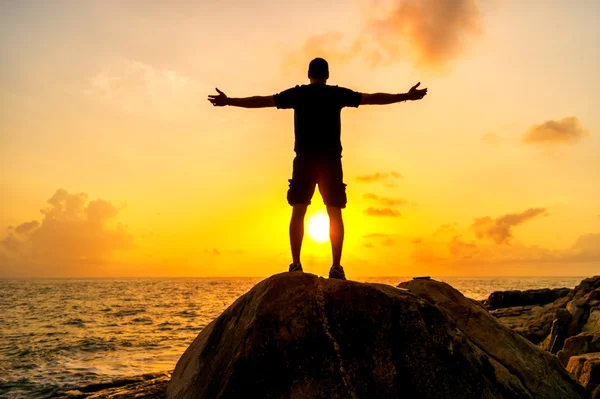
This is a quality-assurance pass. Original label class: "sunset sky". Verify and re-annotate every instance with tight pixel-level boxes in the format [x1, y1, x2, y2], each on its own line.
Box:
[1, 0, 599, 278]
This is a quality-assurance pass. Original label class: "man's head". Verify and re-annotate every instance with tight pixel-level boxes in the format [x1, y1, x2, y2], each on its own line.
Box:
[308, 58, 329, 83]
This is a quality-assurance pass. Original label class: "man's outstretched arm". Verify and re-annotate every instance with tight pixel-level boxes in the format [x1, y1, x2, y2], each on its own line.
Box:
[360, 82, 427, 105]
[208, 88, 275, 108]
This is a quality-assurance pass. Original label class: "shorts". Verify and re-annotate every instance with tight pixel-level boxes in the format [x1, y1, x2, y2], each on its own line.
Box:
[287, 156, 347, 208]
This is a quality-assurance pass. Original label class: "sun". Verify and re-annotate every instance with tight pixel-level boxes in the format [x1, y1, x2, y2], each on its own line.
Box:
[307, 212, 330, 243]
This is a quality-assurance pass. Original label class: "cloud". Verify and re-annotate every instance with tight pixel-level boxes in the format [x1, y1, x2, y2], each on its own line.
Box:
[286, 0, 483, 71]
[471, 208, 547, 244]
[13, 221, 40, 235]
[365, 207, 401, 217]
[449, 235, 477, 258]
[409, 218, 600, 272]
[481, 132, 499, 145]
[363, 233, 396, 248]
[364, 193, 410, 206]
[433, 223, 458, 237]
[382, 238, 395, 247]
[86, 59, 200, 120]
[523, 117, 590, 145]
[364, 233, 391, 239]
[0, 189, 134, 276]
[356, 171, 402, 186]
[567, 233, 600, 262]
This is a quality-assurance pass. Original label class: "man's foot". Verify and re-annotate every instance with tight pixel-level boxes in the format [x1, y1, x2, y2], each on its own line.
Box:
[328, 265, 346, 280]
[289, 263, 303, 272]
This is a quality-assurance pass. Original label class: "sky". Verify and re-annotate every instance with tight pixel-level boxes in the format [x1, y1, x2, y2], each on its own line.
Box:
[1, 0, 599, 278]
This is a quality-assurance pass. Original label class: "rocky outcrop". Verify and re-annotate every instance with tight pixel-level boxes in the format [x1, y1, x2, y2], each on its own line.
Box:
[558, 332, 600, 367]
[167, 273, 584, 399]
[566, 352, 600, 393]
[485, 276, 600, 398]
[397, 278, 583, 398]
[490, 276, 600, 351]
[49, 372, 169, 398]
[484, 288, 572, 310]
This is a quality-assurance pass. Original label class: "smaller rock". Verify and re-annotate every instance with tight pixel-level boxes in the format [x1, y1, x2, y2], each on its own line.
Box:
[557, 333, 595, 366]
[484, 288, 571, 310]
[586, 289, 600, 301]
[573, 276, 600, 299]
[567, 299, 590, 337]
[583, 308, 600, 334]
[566, 352, 600, 392]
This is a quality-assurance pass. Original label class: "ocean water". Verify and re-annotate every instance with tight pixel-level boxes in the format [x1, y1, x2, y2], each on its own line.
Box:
[0, 275, 585, 398]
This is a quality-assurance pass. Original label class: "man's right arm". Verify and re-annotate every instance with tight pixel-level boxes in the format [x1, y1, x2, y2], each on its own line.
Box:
[360, 82, 427, 105]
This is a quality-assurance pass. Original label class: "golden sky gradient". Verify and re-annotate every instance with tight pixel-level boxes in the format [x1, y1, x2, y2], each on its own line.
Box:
[1, 0, 599, 277]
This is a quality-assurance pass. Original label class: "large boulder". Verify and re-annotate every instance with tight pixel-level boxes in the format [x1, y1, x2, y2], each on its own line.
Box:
[484, 288, 572, 310]
[167, 273, 584, 399]
[558, 332, 600, 366]
[566, 352, 600, 394]
[398, 278, 584, 398]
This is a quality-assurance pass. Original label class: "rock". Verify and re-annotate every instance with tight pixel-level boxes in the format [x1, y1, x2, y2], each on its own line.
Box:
[586, 289, 600, 301]
[168, 273, 585, 399]
[487, 276, 600, 356]
[583, 308, 600, 334]
[49, 372, 169, 398]
[491, 304, 570, 345]
[567, 298, 591, 337]
[398, 278, 584, 398]
[557, 332, 599, 367]
[483, 288, 572, 310]
[566, 352, 600, 392]
[573, 277, 600, 300]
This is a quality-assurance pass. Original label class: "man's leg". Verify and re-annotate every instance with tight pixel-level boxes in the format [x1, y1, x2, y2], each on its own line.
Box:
[290, 204, 308, 265]
[326, 206, 344, 267]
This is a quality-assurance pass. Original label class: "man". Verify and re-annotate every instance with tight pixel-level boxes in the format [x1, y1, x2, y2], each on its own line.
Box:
[208, 57, 427, 280]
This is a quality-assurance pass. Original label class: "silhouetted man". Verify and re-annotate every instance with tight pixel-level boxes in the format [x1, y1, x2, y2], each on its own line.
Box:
[208, 58, 427, 280]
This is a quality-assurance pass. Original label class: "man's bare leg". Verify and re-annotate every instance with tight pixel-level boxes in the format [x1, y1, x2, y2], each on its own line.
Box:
[326, 206, 344, 267]
[290, 204, 308, 265]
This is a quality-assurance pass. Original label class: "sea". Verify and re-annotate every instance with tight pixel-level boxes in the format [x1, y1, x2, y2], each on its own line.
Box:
[0, 276, 586, 399]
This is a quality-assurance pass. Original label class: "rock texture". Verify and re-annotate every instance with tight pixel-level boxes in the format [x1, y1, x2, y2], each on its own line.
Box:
[49, 372, 169, 398]
[566, 352, 600, 392]
[167, 273, 584, 399]
[484, 288, 572, 310]
[398, 278, 584, 399]
[558, 332, 600, 367]
[489, 276, 600, 351]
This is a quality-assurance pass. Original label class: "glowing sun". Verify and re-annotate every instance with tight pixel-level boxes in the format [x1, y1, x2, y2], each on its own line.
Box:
[307, 212, 330, 243]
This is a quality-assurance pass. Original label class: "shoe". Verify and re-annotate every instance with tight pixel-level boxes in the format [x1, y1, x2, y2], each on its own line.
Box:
[289, 263, 303, 272]
[328, 265, 346, 280]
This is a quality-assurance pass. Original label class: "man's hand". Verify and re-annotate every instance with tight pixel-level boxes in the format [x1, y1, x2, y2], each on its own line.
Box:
[208, 88, 228, 106]
[406, 82, 427, 101]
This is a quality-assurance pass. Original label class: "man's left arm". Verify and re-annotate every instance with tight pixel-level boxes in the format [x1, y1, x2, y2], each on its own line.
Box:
[208, 88, 275, 108]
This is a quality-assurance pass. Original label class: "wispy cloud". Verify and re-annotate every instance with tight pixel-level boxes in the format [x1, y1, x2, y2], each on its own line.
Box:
[523, 117, 589, 145]
[364, 193, 410, 206]
[286, 0, 483, 72]
[86, 59, 200, 120]
[471, 208, 547, 244]
[356, 171, 402, 186]
[365, 207, 401, 217]
[481, 132, 499, 145]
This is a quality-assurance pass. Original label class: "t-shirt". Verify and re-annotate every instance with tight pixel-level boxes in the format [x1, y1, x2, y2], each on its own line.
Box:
[273, 83, 362, 157]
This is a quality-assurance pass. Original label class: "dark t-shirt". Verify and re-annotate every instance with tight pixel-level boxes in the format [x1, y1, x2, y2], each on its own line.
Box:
[273, 83, 362, 157]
